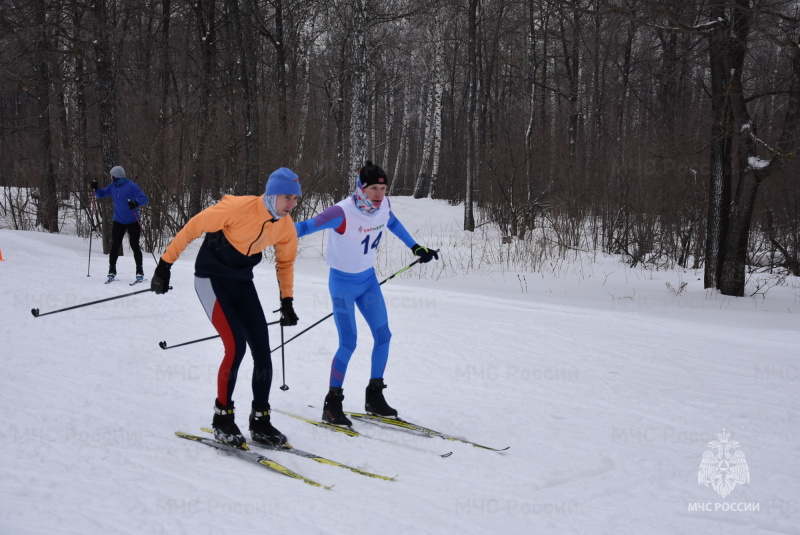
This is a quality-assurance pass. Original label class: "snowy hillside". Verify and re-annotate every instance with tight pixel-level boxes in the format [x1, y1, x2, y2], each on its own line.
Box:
[1, 197, 798, 534]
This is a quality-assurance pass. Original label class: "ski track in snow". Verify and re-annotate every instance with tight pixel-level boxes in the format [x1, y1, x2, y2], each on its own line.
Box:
[1, 197, 799, 535]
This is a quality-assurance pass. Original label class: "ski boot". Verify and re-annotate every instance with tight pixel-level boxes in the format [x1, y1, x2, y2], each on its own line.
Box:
[249, 403, 287, 447]
[135, 265, 144, 282]
[322, 387, 352, 426]
[212, 400, 246, 448]
[365, 378, 398, 418]
[107, 264, 117, 282]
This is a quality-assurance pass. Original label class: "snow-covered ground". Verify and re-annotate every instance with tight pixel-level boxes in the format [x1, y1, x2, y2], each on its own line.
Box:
[1, 197, 798, 534]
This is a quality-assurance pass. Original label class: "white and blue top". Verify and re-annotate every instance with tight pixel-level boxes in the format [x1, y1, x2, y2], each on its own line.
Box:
[295, 195, 417, 273]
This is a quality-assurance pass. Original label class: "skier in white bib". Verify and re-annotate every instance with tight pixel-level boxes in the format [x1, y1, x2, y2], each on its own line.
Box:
[295, 161, 439, 426]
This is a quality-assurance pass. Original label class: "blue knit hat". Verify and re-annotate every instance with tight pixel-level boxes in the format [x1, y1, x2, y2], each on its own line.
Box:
[265, 167, 301, 196]
[110, 166, 126, 179]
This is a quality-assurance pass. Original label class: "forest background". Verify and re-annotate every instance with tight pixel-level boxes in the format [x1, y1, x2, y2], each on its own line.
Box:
[1, 0, 798, 297]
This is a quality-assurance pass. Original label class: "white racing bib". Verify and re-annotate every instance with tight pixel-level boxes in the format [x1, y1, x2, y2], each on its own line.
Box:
[326, 197, 391, 273]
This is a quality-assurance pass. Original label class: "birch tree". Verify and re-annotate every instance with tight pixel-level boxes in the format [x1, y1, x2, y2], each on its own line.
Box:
[412, 82, 433, 197]
[412, 13, 445, 199]
[427, 49, 444, 200]
[390, 84, 411, 195]
[381, 90, 395, 168]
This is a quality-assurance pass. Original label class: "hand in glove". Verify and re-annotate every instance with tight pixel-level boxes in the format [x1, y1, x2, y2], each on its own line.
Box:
[280, 297, 299, 326]
[151, 258, 172, 294]
[90, 180, 98, 190]
[412, 244, 439, 263]
[128, 199, 139, 209]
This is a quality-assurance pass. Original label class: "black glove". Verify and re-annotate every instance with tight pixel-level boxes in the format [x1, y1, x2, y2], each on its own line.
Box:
[151, 258, 172, 294]
[90, 180, 98, 190]
[280, 297, 299, 326]
[128, 199, 139, 209]
[412, 244, 439, 263]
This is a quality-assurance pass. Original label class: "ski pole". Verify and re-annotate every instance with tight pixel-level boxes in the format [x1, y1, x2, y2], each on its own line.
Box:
[158, 335, 219, 350]
[268, 257, 425, 353]
[131, 202, 159, 266]
[279, 322, 289, 391]
[31, 286, 169, 318]
[157, 258, 426, 351]
[87, 194, 96, 277]
[158, 319, 282, 350]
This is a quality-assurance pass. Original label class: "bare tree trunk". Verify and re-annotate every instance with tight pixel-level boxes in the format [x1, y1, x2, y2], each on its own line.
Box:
[332, 53, 347, 193]
[464, 0, 478, 232]
[75, 51, 90, 226]
[152, 0, 172, 248]
[348, 3, 369, 187]
[34, 0, 58, 233]
[63, 1, 90, 232]
[295, 55, 311, 166]
[273, 0, 289, 157]
[259, 0, 289, 162]
[228, 0, 260, 194]
[428, 17, 445, 200]
[189, 0, 216, 216]
[412, 82, 432, 198]
[93, 0, 119, 252]
[703, 2, 733, 290]
[413, 14, 446, 199]
[57, 75, 69, 201]
[525, 0, 538, 216]
[560, 2, 580, 214]
[382, 89, 395, 169]
[718, 0, 800, 295]
[389, 85, 410, 195]
[427, 74, 444, 199]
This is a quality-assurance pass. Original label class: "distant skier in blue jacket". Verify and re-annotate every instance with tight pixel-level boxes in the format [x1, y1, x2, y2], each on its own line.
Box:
[91, 166, 149, 281]
[295, 160, 438, 426]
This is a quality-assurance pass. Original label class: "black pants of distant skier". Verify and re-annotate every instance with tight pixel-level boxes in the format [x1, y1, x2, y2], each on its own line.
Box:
[109, 221, 143, 269]
[194, 276, 273, 408]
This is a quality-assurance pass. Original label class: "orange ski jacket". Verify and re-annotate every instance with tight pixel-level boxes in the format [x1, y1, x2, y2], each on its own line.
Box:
[163, 195, 297, 297]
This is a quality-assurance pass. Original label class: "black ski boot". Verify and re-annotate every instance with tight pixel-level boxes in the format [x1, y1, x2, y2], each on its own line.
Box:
[212, 400, 246, 448]
[365, 378, 398, 418]
[107, 264, 117, 281]
[135, 264, 144, 282]
[249, 402, 287, 447]
[322, 387, 352, 426]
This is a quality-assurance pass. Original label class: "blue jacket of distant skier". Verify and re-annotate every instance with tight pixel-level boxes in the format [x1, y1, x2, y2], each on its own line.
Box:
[95, 178, 149, 224]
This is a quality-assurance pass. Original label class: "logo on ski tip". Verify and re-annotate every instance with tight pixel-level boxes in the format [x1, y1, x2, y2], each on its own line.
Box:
[697, 429, 750, 498]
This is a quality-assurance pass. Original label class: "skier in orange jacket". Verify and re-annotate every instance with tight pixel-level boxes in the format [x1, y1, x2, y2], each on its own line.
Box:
[151, 168, 301, 448]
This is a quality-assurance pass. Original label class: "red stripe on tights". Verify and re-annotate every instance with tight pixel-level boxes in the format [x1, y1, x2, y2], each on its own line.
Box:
[211, 300, 237, 405]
